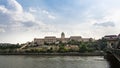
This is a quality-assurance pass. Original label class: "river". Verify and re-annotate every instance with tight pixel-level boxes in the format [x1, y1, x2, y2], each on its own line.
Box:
[0, 55, 114, 68]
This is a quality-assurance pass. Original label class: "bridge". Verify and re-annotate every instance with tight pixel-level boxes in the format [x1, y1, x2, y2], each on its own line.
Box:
[105, 48, 120, 62]
[103, 35, 120, 62]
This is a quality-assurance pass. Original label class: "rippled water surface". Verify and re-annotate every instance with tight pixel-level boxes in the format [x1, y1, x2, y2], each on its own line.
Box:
[0, 55, 110, 68]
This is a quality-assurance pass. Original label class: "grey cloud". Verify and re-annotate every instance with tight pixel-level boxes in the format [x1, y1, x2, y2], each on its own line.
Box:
[94, 21, 115, 27]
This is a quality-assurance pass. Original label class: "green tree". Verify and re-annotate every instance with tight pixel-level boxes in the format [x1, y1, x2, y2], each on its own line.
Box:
[58, 43, 67, 52]
[97, 38, 107, 50]
[68, 40, 81, 45]
[79, 42, 88, 53]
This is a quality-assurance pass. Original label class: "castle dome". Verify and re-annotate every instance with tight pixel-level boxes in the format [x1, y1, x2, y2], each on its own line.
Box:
[61, 32, 65, 36]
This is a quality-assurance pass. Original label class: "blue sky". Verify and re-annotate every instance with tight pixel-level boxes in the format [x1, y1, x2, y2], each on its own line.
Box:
[0, 0, 120, 43]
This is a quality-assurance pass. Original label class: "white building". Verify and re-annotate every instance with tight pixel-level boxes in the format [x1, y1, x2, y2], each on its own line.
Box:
[44, 36, 56, 44]
[70, 36, 82, 42]
[33, 32, 94, 45]
[34, 38, 44, 45]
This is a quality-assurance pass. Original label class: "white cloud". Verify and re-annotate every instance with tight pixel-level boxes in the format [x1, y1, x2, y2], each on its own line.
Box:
[29, 8, 37, 13]
[42, 10, 56, 19]
[0, 0, 59, 43]
[0, 0, 57, 32]
[42, 10, 49, 14]
[72, 1, 120, 38]
[1, 0, 120, 43]
[7, 0, 23, 12]
[48, 14, 56, 19]
[0, 28, 5, 32]
[0, 5, 8, 13]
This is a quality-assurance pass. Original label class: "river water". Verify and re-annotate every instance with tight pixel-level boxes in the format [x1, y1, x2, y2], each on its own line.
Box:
[0, 55, 113, 68]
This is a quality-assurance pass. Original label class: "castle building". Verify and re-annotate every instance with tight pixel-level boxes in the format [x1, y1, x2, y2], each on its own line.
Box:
[34, 32, 94, 46]
[34, 38, 44, 45]
[82, 38, 93, 42]
[70, 36, 82, 42]
[44, 36, 56, 44]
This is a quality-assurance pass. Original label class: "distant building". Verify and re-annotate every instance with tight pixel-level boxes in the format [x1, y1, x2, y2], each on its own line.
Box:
[34, 38, 44, 45]
[103, 35, 118, 40]
[33, 32, 94, 46]
[103, 35, 119, 49]
[61, 32, 65, 40]
[82, 38, 94, 42]
[70, 36, 82, 42]
[61, 32, 66, 43]
[44, 36, 56, 44]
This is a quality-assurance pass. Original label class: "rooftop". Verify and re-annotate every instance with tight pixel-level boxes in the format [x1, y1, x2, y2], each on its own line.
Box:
[45, 36, 56, 38]
[104, 35, 118, 37]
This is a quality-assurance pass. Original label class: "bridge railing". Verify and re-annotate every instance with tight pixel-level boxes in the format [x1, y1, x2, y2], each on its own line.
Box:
[113, 49, 120, 56]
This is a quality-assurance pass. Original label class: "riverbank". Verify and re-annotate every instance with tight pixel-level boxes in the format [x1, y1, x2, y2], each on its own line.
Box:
[0, 52, 104, 56]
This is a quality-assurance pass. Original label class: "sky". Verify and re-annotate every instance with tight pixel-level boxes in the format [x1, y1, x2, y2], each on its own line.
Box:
[0, 0, 120, 43]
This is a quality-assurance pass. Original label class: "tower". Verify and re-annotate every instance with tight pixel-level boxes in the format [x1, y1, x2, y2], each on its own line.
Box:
[61, 32, 65, 39]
